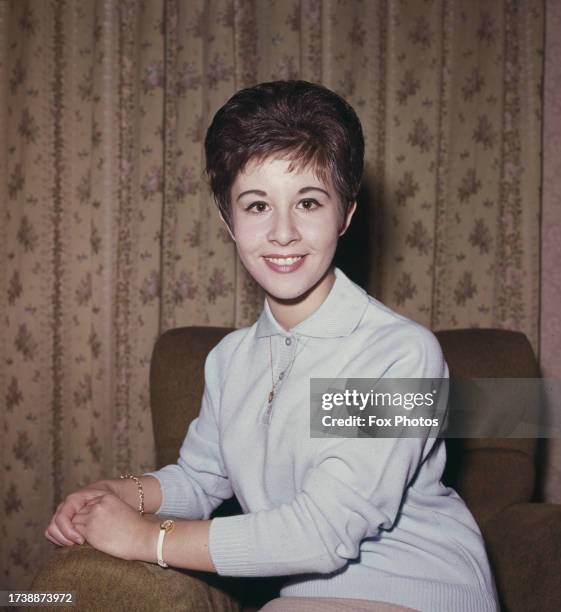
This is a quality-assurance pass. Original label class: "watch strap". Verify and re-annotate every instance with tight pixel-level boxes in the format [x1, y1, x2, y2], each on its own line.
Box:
[157, 519, 174, 568]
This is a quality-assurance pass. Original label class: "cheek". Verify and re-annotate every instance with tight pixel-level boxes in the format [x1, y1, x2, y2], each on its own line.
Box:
[304, 214, 341, 245]
[306, 227, 337, 245]
[232, 227, 261, 254]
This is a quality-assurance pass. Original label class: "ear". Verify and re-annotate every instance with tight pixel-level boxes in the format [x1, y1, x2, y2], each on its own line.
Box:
[219, 210, 236, 242]
[338, 201, 357, 237]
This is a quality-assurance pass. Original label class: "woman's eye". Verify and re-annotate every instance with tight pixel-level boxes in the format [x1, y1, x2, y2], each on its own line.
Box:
[299, 199, 320, 211]
[246, 201, 268, 213]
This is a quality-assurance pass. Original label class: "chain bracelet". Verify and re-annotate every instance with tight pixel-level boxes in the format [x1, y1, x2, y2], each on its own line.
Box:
[119, 473, 145, 515]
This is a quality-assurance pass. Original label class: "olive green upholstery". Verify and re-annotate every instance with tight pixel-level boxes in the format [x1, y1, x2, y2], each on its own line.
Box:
[29, 328, 561, 612]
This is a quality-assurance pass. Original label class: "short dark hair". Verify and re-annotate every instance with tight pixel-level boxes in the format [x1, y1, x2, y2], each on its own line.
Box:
[204, 80, 365, 231]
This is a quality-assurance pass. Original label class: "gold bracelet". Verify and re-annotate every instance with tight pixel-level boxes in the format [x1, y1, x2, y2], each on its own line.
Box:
[120, 473, 145, 515]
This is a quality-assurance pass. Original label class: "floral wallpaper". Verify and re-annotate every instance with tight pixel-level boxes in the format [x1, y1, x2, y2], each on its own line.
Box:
[0, 0, 544, 590]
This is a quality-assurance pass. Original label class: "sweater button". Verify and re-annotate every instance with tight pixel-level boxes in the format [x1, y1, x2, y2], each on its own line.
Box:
[285, 337, 292, 346]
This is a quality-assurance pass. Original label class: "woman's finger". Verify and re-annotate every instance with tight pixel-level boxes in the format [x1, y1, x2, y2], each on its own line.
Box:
[54, 506, 84, 544]
[44, 531, 60, 546]
[46, 522, 76, 547]
[45, 522, 74, 547]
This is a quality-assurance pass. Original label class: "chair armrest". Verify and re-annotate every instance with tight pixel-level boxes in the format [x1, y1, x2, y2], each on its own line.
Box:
[28, 544, 241, 612]
[483, 503, 561, 612]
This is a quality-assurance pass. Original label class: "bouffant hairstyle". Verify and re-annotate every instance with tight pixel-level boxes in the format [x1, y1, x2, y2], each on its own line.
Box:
[204, 80, 365, 232]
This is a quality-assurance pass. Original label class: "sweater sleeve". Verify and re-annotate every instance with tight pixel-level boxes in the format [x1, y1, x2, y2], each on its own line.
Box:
[142, 346, 233, 519]
[208, 329, 449, 577]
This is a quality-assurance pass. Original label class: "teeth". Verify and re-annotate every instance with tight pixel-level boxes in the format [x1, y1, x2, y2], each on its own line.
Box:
[265, 256, 303, 266]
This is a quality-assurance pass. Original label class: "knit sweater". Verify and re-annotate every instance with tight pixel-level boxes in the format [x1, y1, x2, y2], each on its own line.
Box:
[144, 266, 500, 612]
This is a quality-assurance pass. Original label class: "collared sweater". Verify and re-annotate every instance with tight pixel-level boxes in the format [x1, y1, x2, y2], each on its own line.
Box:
[144, 266, 500, 612]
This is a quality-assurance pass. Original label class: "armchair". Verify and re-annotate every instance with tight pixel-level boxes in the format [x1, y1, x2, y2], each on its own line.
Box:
[29, 328, 561, 611]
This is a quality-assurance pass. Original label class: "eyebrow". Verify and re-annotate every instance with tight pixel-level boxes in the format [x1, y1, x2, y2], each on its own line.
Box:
[236, 186, 331, 201]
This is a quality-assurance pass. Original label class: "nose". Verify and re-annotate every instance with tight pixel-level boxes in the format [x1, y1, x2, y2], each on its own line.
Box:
[266, 208, 300, 245]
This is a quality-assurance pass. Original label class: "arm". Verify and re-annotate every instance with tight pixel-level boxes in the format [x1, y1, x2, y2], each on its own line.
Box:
[136, 518, 215, 572]
[208, 330, 448, 576]
[141, 346, 233, 519]
[69, 490, 216, 572]
[62, 345, 231, 561]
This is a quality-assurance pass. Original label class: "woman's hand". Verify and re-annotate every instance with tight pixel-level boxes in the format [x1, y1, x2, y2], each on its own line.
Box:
[44, 484, 113, 547]
[70, 492, 153, 561]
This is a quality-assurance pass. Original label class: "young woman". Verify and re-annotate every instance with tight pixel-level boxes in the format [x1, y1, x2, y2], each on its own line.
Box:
[46, 80, 499, 612]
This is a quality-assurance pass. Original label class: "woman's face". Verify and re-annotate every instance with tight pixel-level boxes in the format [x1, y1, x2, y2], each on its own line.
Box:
[221, 156, 356, 308]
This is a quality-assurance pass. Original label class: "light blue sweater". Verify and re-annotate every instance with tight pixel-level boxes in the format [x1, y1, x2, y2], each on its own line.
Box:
[144, 266, 500, 612]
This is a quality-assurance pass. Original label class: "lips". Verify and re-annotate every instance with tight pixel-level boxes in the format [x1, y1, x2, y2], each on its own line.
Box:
[263, 254, 306, 273]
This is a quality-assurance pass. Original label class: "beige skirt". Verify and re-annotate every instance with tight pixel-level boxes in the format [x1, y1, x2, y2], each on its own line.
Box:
[259, 597, 419, 611]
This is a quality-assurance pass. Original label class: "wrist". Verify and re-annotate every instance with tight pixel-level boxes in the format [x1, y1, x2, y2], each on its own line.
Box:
[136, 517, 160, 563]
[84, 479, 117, 495]
[94, 478, 127, 501]
[119, 474, 145, 514]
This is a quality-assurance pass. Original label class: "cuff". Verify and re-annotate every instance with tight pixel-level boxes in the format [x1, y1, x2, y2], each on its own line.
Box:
[209, 514, 261, 576]
[142, 468, 196, 518]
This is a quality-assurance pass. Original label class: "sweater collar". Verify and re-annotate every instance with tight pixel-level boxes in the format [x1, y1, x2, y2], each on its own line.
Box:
[255, 266, 370, 339]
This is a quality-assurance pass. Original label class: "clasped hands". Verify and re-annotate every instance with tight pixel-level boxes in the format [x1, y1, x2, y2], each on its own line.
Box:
[44, 482, 157, 562]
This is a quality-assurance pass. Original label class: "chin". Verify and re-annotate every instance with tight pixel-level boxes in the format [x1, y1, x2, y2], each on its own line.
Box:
[266, 286, 309, 303]
[264, 273, 328, 304]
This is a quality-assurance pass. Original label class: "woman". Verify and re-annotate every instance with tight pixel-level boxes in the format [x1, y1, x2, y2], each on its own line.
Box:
[45, 80, 499, 612]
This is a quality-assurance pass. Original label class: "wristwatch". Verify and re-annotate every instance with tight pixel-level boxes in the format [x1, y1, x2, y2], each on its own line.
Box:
[157, 519, 175, 568]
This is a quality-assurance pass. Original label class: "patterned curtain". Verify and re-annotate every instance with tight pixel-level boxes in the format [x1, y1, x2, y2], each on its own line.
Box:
[0, 0, 544, 590]
[541, 0, 561, 504]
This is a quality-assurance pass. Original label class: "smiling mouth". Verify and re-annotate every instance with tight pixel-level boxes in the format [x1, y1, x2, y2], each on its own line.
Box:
[263, 255, 305, 265]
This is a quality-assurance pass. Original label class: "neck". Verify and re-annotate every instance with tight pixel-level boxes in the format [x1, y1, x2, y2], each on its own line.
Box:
[266, 266, 336, 332]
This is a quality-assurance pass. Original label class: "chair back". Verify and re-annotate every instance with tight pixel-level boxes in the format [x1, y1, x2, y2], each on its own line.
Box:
[150, 326, 233, 468]
[435, 329, 539, 524]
